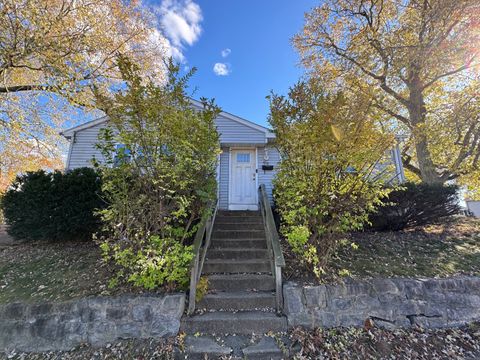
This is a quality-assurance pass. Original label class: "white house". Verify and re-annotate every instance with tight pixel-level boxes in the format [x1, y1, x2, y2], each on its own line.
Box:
[61, 99, 405, 211]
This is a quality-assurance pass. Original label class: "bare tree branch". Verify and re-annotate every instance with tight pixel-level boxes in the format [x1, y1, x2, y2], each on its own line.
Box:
[422, 56, 478, 90]
[0, 84, 56, 93]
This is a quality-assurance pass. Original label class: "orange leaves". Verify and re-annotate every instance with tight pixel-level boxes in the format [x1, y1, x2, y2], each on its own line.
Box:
[0, 139, 63, 192]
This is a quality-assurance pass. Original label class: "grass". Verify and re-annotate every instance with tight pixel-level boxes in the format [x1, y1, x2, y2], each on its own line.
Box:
[0, 242, 109, 304]
[333, 216, 480, 279]
[285, 216, 480, 283]
[0, 239, 170, 305]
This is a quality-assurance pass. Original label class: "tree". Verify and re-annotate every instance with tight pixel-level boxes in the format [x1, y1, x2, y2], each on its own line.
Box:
[269, 78, 393, 277]
[294, 0, 480, 185]
[0, 0, 168, 187]
[0, 139, 63, 192]
[95, 57, 220, 290]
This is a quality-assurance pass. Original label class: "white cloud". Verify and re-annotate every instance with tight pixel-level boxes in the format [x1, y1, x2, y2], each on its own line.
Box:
[155, 0, 203, 62]
[213, 63, 231, 76]
[221, 48, 231, 58]
[163, 37, 185, 63]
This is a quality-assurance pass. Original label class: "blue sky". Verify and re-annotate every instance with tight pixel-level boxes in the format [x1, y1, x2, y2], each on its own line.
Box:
[153, 0, 318, 127]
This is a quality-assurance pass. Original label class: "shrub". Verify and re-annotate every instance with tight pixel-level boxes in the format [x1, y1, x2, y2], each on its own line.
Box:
[94, 57, 219, 291]
[269, 79, 394, 277]
[1, 167, 103, 241]
[369, 182, 461, 231]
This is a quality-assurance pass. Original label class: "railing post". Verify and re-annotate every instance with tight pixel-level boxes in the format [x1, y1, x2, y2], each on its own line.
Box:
[187, 253, 200, 315]
[275, 265, 283, 312]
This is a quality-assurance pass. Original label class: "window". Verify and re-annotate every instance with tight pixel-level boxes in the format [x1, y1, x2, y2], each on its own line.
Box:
[236, 153, 250, 163]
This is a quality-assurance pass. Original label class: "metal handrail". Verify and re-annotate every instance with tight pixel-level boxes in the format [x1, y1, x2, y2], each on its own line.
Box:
[187, 200, 218, 315]
[258, 184, 285, 312]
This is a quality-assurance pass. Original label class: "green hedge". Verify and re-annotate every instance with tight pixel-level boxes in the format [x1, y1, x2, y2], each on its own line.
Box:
[369, 182, 461, 231]
[1, 168, 104, 241]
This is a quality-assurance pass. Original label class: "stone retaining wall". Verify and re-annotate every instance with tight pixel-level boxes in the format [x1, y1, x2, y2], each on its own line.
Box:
[0, 294, 185, 352]
[284, 277, 480, 329]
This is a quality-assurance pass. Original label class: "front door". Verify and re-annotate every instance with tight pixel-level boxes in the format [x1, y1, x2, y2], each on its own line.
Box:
[230, 149, 257, 210]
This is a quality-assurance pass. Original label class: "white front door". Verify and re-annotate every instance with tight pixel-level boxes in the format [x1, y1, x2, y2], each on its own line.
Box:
[230, 149, 257, 210]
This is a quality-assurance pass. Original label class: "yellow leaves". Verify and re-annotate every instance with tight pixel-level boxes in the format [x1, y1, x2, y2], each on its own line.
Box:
[331, 124, 343, 141]
[1, 0, 168, 92]
[0, 0, 170, 187]
[0, 138, 63, 192]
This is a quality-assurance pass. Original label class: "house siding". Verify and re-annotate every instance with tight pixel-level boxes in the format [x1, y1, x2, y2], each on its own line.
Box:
[219, 147, 230, 210]
[257, 146, 280, 205]
[216, 115, 266, 144]
[371, 148, 405, 184]
[67, 123, 106, 170]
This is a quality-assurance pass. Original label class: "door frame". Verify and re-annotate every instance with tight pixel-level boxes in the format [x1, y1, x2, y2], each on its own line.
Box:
[228, 147, 258, 210]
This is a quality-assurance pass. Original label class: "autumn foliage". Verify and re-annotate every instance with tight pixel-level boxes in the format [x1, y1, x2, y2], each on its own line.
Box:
[0, 0, 169, 187]
[94, 58, 220, 290]
[269, 79, 394, 277]
[295, 0, 480, 186]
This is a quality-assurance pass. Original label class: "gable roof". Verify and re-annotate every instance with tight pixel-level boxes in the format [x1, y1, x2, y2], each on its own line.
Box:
[61, 99, 275, 139]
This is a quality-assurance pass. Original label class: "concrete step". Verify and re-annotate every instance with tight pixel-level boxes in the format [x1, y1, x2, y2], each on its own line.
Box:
[208, 274, 275, 292]
[211, 238, 267, 249]
[215, 216, 263, 224]
[214, 222, 264, 231]
[213, 229, 265, 239]
[181, 336, 232, 359]
[207, 248, 270, 260]
[181, 311, 287, 335]
[242, 336, 285, 360]
[203, 259, 271, 274]
[198, 291, 276, 311]
[217, 211, 260, 217]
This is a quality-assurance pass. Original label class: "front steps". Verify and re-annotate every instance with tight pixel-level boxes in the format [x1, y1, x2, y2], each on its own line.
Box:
[203, 259, 272, 273]
[181, 210, 287, 343]
[183, 311, 287, 334]
[181, 334, 287, 360]
[207, 248, 270, 259]
[207, 274, 276, 291]
[198, 291, 276, 310]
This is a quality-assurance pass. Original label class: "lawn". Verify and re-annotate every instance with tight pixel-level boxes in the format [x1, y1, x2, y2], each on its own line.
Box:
[285, 217, 480, 282]
[0, 239, 171, 305]
[0, 242, 110, 304]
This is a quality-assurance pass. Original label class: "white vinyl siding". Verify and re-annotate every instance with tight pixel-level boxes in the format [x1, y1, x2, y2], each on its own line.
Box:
[257, 146, 280, 205]
[371, 148, 405, 184]
[219, 147, 230, 209]
[216, 115, 266, 144]
[67, 123, 106, 170]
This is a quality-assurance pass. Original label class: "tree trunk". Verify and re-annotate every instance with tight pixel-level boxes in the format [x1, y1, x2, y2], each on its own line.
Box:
[408, 77, 444, 184]
[413, 135, 443, 184]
